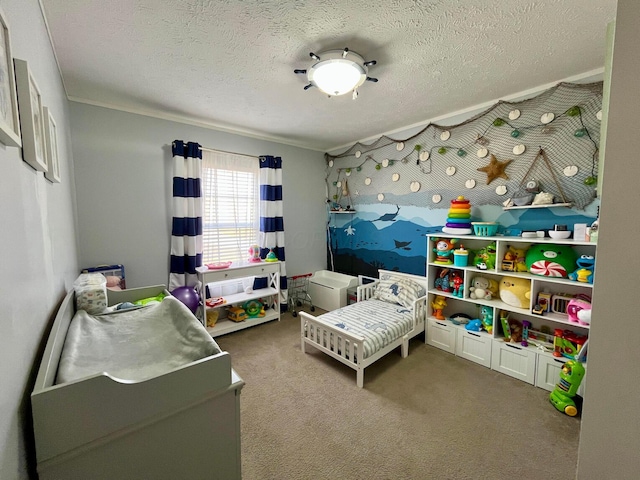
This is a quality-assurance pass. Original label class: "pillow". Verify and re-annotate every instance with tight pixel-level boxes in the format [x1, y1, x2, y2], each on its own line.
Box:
[373, 274, 426, 308]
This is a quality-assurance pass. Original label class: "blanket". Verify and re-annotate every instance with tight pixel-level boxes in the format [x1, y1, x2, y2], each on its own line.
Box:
[56, 296, 220, 384]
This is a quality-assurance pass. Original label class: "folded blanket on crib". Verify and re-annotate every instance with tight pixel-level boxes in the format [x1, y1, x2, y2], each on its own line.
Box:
[56, 296, 221, 384]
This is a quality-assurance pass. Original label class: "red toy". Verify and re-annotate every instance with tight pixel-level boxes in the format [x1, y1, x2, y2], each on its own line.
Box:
[553, 329, 588, 360]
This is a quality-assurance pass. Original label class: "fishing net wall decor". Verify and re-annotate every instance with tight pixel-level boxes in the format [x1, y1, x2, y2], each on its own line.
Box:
[325, 82, 603, 210]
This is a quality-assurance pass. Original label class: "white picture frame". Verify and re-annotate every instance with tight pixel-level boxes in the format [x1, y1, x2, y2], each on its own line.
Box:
[43, 107, 60, 183]
[14, 58, 47, 172]
[0, 8, 21, 147]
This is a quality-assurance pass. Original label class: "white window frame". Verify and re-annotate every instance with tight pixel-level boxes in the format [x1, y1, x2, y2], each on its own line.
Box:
[201, 150, 259, 264]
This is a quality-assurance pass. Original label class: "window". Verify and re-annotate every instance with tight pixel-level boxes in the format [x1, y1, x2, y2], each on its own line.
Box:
[201, 150, 259, 264]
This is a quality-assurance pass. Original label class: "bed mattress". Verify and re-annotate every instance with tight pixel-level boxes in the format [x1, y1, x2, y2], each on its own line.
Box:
[315, 299, 414, 359]
[56, 296, 220, 384]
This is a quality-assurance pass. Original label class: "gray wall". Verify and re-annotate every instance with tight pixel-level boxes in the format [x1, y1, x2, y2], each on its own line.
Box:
[69, 102, 327, 288]
[577, 0, 640, 477]
[0, 1, 79, 478]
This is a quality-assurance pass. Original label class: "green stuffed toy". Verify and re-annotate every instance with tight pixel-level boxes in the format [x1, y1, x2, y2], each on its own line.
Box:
[472, 242, 497, 270]
[525, 244, 577, 278]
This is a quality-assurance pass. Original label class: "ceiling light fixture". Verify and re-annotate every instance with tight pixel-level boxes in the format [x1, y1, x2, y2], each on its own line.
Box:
[294, 48, 378, 99]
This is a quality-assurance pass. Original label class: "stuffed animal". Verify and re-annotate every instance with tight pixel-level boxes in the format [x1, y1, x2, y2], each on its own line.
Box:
[473, 242, 497, 270]
[499, 276, 531, 308]
[508, 320, 523, 343]
[434, 268, 452, 292]
[465, 319, 483, 332]
[568, 255, 595, 284]
[525, 244, 577, 278]
[479, 305, 493, 333]
[469, 276, 498, 300]
[506, 245, 528, 272]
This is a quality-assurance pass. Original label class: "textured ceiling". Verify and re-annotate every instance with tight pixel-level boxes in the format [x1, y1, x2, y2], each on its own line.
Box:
[40, 0, 617, 151]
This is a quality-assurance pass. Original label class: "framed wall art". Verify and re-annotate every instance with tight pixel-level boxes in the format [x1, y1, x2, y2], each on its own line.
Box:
[0, 8, 21, 147]
[14, 58, 47, 171]
[43, 107, 60, 183]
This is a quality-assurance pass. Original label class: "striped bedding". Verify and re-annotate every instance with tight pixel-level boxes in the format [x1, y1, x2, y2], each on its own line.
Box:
[315, 299, 414, 359]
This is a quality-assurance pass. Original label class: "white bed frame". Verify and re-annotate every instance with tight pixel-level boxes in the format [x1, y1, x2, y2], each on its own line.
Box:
[300, 270, 427, 388]
[31, 285, 244, 480]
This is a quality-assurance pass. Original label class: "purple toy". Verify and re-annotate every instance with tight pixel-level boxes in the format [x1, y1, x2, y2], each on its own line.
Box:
[171, 286, 199, 314]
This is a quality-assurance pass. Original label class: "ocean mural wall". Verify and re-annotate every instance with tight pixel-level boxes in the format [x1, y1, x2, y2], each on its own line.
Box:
[327, 203, 598, 277]
[324, 82, 603, 277]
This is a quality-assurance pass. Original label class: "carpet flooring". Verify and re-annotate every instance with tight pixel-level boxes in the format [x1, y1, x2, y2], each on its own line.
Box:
[216, 309, 581, 480]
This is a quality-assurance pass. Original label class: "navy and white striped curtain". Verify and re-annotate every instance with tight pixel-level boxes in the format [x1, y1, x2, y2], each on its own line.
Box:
[258, 155, 287, 312]
[169, 140, 203, 290]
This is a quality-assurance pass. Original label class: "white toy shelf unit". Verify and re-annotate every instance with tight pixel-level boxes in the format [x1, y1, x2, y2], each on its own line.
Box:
[426, 233, 595, 393]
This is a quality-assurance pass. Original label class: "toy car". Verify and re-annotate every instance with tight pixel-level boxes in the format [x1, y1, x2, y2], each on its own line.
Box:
[227, 307, 248, 322]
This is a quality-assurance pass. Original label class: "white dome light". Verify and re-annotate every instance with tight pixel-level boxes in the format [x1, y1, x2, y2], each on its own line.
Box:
[295, 48, 377, 98]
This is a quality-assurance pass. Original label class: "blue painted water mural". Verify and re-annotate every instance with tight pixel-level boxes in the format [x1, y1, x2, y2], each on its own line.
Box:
[328, 202, 597, 277]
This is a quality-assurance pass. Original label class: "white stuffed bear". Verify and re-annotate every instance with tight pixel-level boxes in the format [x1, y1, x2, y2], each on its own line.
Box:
[469, 276, 497, 300]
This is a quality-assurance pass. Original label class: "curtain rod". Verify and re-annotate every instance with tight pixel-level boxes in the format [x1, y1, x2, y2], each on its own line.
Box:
[170, 142, 259, 159]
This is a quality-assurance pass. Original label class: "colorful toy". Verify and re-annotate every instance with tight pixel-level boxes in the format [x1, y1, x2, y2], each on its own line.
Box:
[265, 249, 278, 262]
[508, 320, 523, 343]
[568, 255, 595, 284]
[525, 244, 577, 278]
[451, 275, 464, 298]
[551, 293, 574, 315]
[171, 286, 199, 314]
[442, 196, 473, 235]
[536, 291, 552, 313]
[499, 310, 511, 340]
[248, 244, 262, 263]
[521, 320, 531, 346]
[552, 329, 588, 359]
[479, 305, 493, 333]
[465, 319, 483, 331]
[433, 238, 458, 265]
[501, 245, 529, 272]
[243, 299, 265, 317]
[498, 276, 531, 308]
[472, 242, 497, 270]
[434, 268, 452, 292]
[227, 306, 248, 322]
[566, 296, 592, 325]
[453, 245, 469, 267]
[549, 358, 586, 417]
[469, 276, 498, 300]
[431, 295, 447, 320]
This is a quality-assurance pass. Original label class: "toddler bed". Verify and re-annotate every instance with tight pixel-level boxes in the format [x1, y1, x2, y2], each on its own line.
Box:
[300, 270, 427, 387]
[31, 285, 244, 480]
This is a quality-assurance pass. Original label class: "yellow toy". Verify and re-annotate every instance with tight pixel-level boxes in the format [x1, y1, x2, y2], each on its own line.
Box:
[227, 306, 248, 322]
[504, 245, 529, 272]
[431, 295, 447, 320]
[499, 276, 531, 309]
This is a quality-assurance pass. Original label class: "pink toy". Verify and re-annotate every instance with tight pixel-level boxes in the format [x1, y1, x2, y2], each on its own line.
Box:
[248, 244, 262, 262]
[566, 296, 592, 325]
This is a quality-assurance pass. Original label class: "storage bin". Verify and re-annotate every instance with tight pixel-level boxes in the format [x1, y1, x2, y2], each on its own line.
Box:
[491, 340, 536, 384]
[308, 270, 358, 311]
[472, 222, 499, 237]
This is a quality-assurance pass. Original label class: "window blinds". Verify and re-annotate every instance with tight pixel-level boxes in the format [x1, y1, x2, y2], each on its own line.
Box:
[201, 150, 259, 264]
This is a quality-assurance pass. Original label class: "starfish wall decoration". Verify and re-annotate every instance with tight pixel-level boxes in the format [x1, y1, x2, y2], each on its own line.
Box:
[477, 154, 513, 184]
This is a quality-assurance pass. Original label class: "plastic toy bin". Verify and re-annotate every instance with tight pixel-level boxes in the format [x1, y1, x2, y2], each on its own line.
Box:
[308, 270, 358, 311]
[472, 222, 499, 237]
